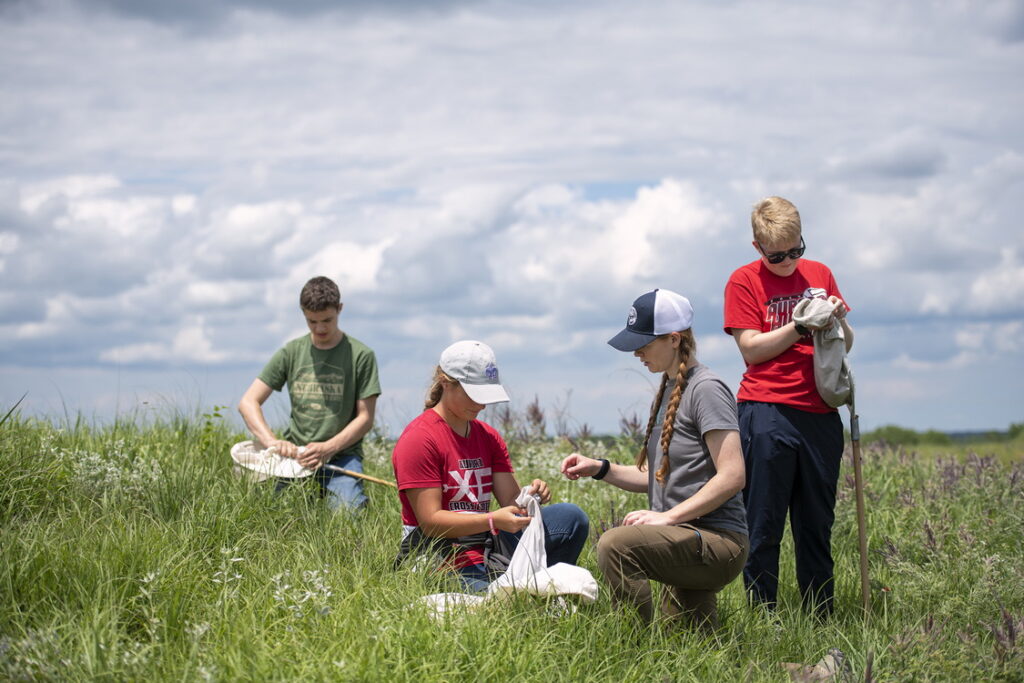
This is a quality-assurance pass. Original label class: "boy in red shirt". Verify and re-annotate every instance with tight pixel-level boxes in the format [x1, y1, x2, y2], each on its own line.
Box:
[723, 197, 854, 617]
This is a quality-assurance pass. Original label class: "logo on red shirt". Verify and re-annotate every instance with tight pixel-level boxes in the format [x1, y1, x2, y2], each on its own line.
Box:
[443, 467, 493, 512]
[764, 287, 826, 330]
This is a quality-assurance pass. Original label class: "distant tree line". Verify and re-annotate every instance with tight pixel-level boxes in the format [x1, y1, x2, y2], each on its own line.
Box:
[860, 422, 1024, 447]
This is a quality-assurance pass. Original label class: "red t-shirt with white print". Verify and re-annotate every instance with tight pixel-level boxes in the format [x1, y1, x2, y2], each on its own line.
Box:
[392, 410, 514, 567]
[723, 258, 848, 413]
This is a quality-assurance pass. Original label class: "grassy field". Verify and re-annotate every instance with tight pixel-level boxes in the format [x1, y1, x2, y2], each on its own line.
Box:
[1, 411, 1022, 681]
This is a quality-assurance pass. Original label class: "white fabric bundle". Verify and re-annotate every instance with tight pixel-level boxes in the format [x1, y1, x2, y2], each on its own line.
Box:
[418, 487, 598, 618]
[487, 487, 598, 600]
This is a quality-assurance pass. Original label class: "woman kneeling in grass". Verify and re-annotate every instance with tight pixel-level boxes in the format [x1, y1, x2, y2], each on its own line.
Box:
[561, 289, 748, 630]
[392, 340, 589, 592]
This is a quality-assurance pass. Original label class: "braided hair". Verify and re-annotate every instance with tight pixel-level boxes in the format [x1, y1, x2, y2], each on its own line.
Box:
[634, 330, 696, 485]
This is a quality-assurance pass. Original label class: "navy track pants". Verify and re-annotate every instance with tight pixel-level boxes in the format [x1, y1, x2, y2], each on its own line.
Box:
[738, 401, 844, 615]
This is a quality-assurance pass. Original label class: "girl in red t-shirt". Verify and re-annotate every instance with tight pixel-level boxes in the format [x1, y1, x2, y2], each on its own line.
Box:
[392, 340, 589, 591]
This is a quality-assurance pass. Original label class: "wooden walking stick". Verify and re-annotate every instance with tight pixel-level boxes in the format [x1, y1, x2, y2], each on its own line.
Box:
[849, 406, 870, 613]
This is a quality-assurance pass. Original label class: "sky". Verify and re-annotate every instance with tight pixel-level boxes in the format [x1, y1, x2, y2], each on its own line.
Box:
[2, 0, 1023, 437]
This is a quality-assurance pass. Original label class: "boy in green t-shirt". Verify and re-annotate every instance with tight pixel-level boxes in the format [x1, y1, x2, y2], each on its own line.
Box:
[239, 276, 381, 509]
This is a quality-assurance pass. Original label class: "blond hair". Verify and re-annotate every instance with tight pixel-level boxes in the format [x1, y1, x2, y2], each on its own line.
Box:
[751, 196, 801, 245]
[424, 366, 456, 409]
[635, 330, 696, 485]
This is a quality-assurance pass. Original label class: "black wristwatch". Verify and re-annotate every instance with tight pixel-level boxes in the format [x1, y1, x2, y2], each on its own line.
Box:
[794, 322, 809, 336]
[592, 459, 611, 480]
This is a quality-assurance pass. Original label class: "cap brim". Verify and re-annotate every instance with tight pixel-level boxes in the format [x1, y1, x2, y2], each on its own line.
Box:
[607, 328, 656, 352]
[461, 381, 510, 405]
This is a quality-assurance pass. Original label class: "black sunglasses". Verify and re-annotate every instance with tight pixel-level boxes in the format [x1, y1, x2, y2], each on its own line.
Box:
[757, 236, 806, 264]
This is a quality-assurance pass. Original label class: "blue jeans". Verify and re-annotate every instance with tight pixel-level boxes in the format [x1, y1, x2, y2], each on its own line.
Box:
[457, 502, 590, 592]
[274, 452, 368, 511]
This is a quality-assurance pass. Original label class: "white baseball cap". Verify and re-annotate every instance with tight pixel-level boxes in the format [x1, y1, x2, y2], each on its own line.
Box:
[439, 340, 510, 404]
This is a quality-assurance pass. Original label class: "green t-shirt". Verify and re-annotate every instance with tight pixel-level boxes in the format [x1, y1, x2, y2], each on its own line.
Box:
[258, 333, 381, 456]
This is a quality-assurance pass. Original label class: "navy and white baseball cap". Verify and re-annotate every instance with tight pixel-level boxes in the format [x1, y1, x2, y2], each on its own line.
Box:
[607, 289, 694, 352]
[439, 340, 510, 404]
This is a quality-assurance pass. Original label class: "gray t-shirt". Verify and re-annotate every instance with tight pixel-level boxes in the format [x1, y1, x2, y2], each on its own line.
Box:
[648, 363, 748, 535]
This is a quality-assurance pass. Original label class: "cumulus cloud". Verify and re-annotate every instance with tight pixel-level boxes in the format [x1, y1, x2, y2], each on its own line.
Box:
[288, 239, 392, 294]
[826, 128, 947, 181]
[804, 149, 1024, 328]
[970, 248, 1024, 310]
[1, 0, 1022, 432]
[182, 280, 253, 309]
[486, 179, 729, 325]
[0, 231, 18, 274]
[99, 317, 229, 365]
[888, 320, 1022, 372]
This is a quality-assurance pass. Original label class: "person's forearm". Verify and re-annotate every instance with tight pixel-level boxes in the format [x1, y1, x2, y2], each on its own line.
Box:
[238, 399, 278, 447]
[602, 462, 650, 493]
[324, 412, 374, 455]
[419, 510, 493, 539]
[493, 475, 523, 507]
[661, 471, 744, 525]
[737, 324, 802, 365]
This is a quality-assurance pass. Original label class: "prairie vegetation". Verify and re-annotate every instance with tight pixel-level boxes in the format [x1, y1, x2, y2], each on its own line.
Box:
[1, 406, 1022, 681]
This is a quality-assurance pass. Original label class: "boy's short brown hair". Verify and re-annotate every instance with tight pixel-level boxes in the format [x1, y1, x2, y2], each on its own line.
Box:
[751, 196, 802, 245]
[299, 276, 341, 311]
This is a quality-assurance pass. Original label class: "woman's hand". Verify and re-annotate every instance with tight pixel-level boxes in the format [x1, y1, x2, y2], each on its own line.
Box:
[527, 478, 551, 504]
[560, 453, 602, 480]
[491, 504, 532, 533]
[622, 509, 675, 526]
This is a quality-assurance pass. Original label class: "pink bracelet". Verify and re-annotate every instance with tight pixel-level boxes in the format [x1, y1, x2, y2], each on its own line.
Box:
[487, 512, 498, 535]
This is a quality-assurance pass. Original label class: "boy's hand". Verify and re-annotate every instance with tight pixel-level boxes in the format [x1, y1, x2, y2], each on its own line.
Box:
[805, 296, 848, 331]
[270, 439, 300, 459]
[828, 295, 848, 321]
[527, 478, 551, 504]
[297, 442, 334, 468]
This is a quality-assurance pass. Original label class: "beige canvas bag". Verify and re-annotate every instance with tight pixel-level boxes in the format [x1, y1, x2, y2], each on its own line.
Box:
[792, 297, 854, 408]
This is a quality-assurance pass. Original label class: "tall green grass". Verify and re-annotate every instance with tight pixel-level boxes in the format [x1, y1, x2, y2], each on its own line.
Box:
[1, 413, 1022, 681]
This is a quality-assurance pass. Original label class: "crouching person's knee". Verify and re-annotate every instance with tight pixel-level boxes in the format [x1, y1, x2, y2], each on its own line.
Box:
[596, 526, 636, 581]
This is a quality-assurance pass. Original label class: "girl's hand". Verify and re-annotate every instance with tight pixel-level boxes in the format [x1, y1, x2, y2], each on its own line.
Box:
[491, 505, 532, 533]
[560, 453, 602, 480]
[528, 478, 551, 504]
[622, 509, 675, 526]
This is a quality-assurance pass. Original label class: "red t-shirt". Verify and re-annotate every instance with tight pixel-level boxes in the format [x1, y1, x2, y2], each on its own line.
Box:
[392, 410, 514, 566]
[723, 258, 848, 413]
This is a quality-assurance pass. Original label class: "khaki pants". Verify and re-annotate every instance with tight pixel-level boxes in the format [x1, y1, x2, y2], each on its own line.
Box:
[597, 524, 749, 630]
